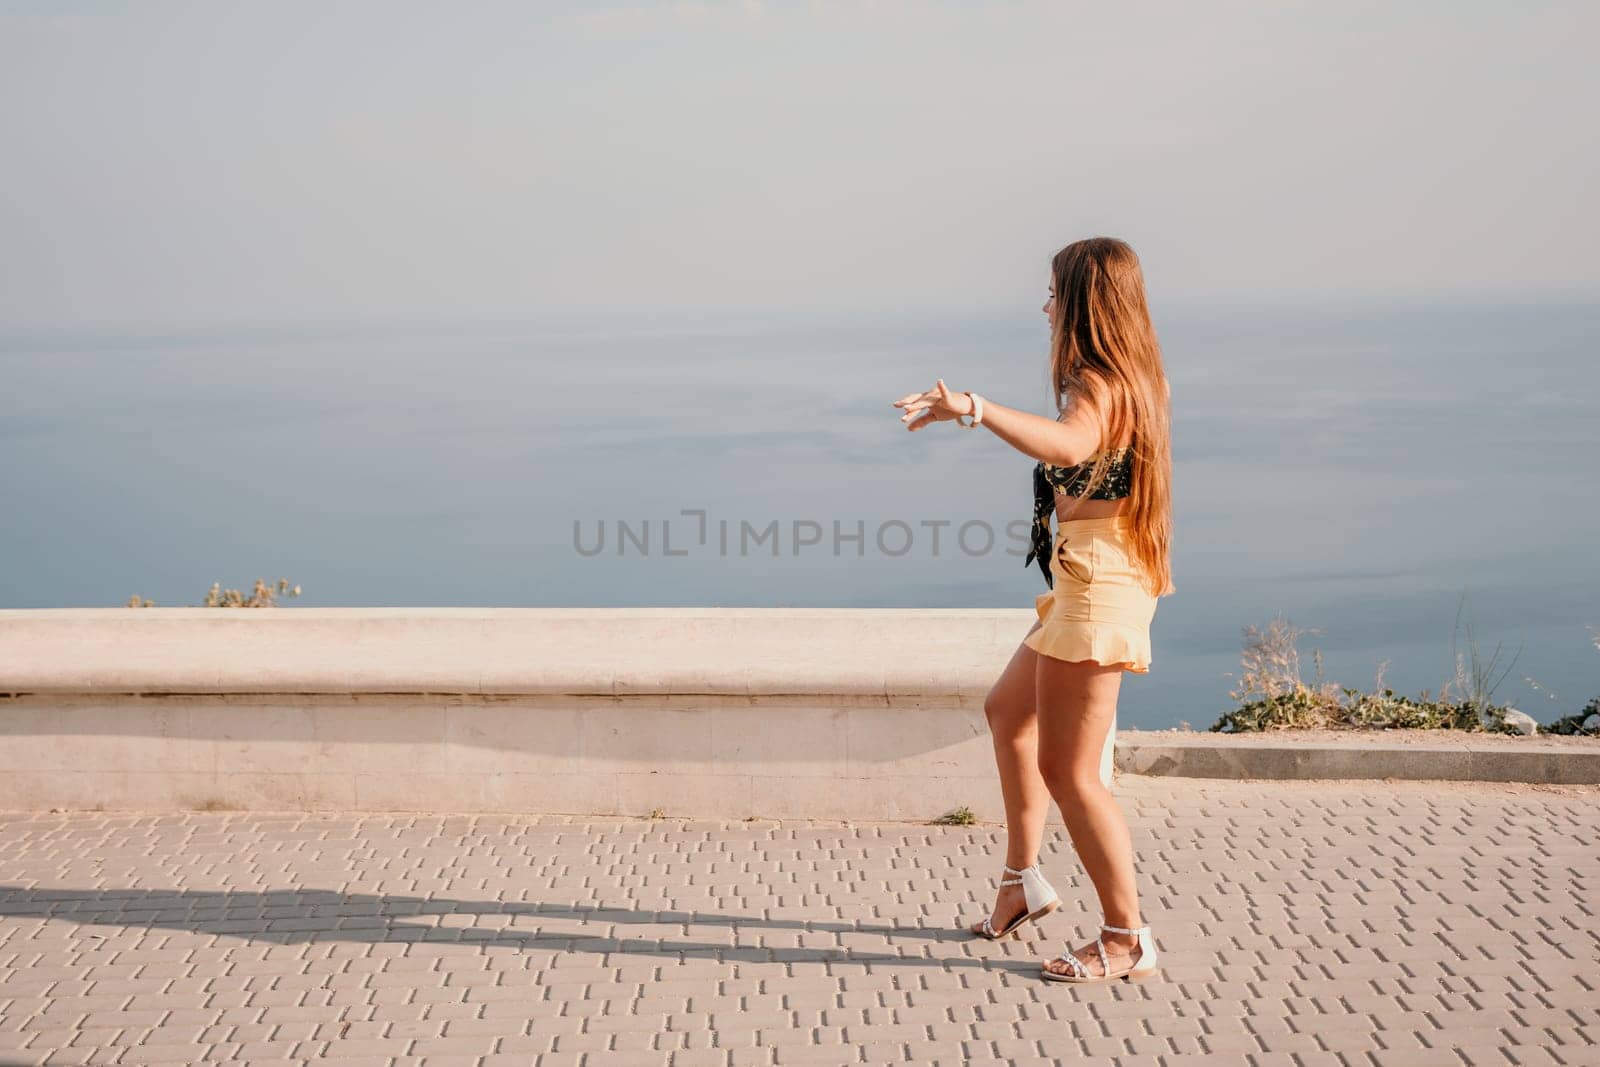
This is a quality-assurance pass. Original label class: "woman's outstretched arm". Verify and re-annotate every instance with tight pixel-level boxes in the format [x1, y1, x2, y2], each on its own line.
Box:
[892, 378, 1102, 467]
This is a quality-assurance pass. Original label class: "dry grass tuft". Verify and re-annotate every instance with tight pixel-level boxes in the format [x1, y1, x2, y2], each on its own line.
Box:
[126, 577, 302, 608]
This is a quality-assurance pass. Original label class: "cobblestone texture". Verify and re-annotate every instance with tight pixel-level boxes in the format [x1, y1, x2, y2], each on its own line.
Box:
[0, 777, 1595, 1066]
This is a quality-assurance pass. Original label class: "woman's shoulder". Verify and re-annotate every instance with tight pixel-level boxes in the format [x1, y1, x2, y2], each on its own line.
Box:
[1043, 379, 1137, 471]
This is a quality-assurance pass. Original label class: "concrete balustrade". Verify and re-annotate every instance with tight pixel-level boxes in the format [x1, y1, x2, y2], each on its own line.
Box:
[0, 608, 1115, 818]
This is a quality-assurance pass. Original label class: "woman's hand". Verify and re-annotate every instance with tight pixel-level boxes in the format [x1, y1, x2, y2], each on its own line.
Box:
[892, 379, 974, 431]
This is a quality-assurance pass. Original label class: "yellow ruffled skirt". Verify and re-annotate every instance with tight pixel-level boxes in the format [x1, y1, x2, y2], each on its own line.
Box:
[1023, 514, 1159, 673]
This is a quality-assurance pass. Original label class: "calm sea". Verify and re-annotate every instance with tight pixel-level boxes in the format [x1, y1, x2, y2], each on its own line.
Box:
[3, 296, 1596, 730]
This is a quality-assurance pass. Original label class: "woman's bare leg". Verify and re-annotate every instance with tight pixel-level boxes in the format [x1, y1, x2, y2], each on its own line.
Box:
[968, 622, 1054, 936]
[1032, 654, 1146, 975]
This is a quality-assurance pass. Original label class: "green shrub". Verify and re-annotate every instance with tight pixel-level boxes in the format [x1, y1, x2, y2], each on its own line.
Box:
[1544, 698, 1600, 736]
[1212, 682, 1500, 734]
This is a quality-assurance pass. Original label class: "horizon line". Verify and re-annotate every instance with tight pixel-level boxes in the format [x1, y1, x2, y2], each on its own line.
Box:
[1, 284, 1596, 341]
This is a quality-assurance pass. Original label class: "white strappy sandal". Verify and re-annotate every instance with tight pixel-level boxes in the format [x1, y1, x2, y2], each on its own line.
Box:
[1041, 921, 1160, 983]
[968, 862, 1061, 941]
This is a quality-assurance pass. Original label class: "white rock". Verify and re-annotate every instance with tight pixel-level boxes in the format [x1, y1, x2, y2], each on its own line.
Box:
[1502, 708, 1538, 735]
[1583, 713, 1600, 733]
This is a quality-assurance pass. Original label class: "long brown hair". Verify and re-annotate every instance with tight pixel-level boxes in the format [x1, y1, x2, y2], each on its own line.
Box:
[1048, 236, 1174, 597]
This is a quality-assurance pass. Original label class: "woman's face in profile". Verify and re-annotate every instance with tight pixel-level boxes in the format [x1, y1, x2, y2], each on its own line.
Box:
[1042, 277, 1056, 322]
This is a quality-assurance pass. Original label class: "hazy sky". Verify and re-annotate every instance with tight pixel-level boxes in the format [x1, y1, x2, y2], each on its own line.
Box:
[2, 0, 1596, 327]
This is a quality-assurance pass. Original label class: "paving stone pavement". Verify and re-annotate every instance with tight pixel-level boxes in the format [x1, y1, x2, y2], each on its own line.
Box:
[0, 776, 1595, 1067]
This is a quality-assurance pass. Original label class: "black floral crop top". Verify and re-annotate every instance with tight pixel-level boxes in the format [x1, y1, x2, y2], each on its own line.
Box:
[1024, 446, 1134, 587]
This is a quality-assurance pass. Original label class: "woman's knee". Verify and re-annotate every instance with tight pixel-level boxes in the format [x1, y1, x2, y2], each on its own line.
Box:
[1037, 762, 1104, 805]
[984, 688, 1031, 734]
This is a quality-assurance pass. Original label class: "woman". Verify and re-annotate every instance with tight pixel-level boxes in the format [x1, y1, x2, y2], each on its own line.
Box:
[891, 236, 1174, 983]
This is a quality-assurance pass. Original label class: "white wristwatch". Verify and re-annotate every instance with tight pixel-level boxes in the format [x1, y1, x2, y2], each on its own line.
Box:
[958, 391, 985, 429]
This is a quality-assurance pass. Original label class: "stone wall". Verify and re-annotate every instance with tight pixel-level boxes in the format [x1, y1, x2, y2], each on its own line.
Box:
[0, 608, 1115, 817]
